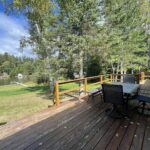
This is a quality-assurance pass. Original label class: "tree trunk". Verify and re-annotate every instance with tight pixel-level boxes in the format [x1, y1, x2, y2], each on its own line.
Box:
[35, 23, 54, 93]
[79, 50, 84, 78]
[124, 69, 127, 74]
[148, 38, 150, 68]
[112, 64, 115, 82]
[120, 61, 124, 82]
[115, 62, 120, 82]
[79, 50, 84, 95]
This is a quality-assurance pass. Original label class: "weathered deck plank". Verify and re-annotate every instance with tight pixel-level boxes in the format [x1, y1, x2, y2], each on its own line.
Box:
[130, 116, 146, 150]
[43, 105, 107, 150]
[0, 100, 85, 139]
[1, 102, 98, 150]
[142, 117, 150, 150]
[106, 118, 130, 150]
[94, 119, 122, 150]
[25, 104, 102, 150]
[82, 117, 114, 150]
[71, 115, 112, 150]
[118, 115, 138, 150]
[0, 97, 149, 150]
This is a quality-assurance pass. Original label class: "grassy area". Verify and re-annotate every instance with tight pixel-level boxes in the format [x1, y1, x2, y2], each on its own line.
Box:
[59, 81, 101, 89]
[0, 84, 52, 124]
[0, 81, 101, 124]
[59, 82, 101, 91]
[59, 82, 79, 90]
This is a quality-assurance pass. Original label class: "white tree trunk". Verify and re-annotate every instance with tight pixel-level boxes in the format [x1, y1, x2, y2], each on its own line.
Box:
[120, 61, 124, 82]
[35, 23, 54, 93]
[79, 50, 84, 78]
[79, 50, 84, 95]
[112, 64, 115, 82]
[115, 62, 120, 82]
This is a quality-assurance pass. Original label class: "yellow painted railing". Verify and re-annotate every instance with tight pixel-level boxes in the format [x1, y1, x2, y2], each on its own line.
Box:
[53, 72, 146, 105]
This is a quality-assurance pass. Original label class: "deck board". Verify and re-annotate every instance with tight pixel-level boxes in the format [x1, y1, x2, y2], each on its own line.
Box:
[94, 119, 122, 150]
[130, 116, 146, 150]
[118, 115, 138, 150]
[0, 97, 149, 150]
[48, 106, 107, 150]
[1, 102, 97, 150]
[106, 118, 130, 150]
[27, 105, 102, 150]
[71, 114, 112, 150]
[42, 108, 105, 150]
[0, 101, 88, 144]
[142, 117, 150, 150]
[82, 116, 114, 150]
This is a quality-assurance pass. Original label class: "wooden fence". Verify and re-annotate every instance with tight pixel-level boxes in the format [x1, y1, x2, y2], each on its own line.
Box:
[53, 72, 150, 105]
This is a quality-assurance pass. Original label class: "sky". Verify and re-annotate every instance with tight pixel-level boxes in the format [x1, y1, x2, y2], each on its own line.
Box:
[0, 2, 35, 58]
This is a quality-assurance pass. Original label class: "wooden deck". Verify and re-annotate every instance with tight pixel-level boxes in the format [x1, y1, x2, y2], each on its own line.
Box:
[0, 97, 149, 150]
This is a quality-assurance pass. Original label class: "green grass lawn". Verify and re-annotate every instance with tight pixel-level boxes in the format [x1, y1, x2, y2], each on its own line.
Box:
[0, 81, 101, 124]
[0, 84, 52, 124]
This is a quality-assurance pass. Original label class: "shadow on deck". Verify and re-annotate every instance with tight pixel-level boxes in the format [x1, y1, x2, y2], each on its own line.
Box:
[0, 95, 149, 150]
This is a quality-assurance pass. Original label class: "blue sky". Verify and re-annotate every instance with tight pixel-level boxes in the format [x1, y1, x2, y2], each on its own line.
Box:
[0, 2, 35, 57]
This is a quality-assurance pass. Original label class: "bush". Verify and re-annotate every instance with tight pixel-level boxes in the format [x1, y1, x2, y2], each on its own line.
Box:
[36, 74, 49, 84]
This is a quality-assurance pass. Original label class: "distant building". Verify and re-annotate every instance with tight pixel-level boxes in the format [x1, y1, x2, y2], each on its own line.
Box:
[17, 73, 23, 79]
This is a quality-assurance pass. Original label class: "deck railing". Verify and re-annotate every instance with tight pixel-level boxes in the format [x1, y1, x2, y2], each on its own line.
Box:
[53, 72, 148, 105]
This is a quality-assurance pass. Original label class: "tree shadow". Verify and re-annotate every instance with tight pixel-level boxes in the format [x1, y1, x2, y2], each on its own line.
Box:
[25, 85, 50, 94]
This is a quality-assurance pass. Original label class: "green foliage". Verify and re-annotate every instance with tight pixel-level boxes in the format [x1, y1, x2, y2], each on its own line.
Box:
[2, 0, 150, 80]
[56, 0, 104, 77]
[103, 0, 149, 73]
[0, 53, 35, 79]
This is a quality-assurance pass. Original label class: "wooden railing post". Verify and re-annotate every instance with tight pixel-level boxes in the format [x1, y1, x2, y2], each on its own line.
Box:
[141, 72, 145, 82]
[109, 74, 113, 83]
[55, 81, 60, 106]
[84, 78, 87, 95]
[100, 75, 103, 84]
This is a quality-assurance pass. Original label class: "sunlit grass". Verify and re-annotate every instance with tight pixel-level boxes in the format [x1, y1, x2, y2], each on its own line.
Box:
[0, 84, 52, 123]
[59, 81, 101, 91]
[0, 81, 102, 123]
[59, 82, 79, 90]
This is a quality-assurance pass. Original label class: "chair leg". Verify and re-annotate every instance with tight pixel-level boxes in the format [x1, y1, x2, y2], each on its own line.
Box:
[142, 102, 146, 114]
[100, 94, 103, 101]
[125, 101, 128, 112]
[125, 95, 129, 111]
[87, 95, 90, 102]
[106, 104, 124, 119]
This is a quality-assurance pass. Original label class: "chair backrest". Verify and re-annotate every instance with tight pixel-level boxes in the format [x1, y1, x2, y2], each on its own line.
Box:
[102, 84, 124, 104]
[123, 75, 135, 84]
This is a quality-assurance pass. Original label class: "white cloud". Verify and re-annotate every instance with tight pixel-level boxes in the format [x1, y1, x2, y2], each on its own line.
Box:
[0, 13, 34, 57]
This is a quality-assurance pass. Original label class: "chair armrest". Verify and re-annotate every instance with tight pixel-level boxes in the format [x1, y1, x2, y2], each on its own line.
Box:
[86, 88, 102, 95]
[136, 95, 150, 103]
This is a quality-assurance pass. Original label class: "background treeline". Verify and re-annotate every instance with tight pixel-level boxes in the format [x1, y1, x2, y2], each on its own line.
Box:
[0, 53, 34, 78]
[2, 0, 150, 85]
[0, 52, 103, 84]
[0, 53, 54, 84]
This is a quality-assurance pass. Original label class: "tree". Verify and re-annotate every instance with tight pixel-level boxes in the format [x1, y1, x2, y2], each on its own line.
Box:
[102, 0, 149, 73]
[3, 0, 61, 91]
[2, 0, 149, 85]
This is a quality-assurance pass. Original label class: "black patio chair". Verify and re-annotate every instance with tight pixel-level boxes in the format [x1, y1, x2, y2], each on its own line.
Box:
[123, 75, 136, 84]
[136, 95, 150, 114]
[102, 84, 127, 118]
[134, 80, 150, 114]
